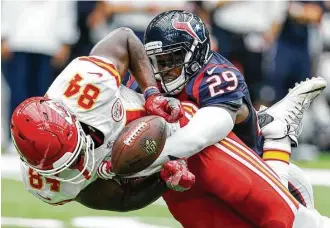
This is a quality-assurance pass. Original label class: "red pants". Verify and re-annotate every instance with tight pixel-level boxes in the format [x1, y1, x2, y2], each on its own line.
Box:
[163, 132, 299, 228]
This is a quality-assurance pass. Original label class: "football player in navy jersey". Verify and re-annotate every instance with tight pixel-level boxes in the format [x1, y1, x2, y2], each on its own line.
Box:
[130, 9, 325, 187]
[124, 10, 329, 228]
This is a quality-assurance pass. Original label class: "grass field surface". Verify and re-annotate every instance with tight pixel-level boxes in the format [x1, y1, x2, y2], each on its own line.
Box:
[292, 153, 330, 169]
[2, 178, 330, 228]
[2, 153, 330, 227]
[1, 178, 179, 228]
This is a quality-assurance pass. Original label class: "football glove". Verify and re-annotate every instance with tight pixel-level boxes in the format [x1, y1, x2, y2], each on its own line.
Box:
[144, 86, 183, 123]
[160, 158, 195, 192]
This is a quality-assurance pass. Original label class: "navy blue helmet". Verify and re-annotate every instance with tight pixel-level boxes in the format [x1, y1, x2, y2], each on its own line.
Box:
[144, 10, 211, 95]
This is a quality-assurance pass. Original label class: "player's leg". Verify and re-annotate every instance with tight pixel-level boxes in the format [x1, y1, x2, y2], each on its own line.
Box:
[162, 102, 256, 228]
[258, 77, 327, 187]
[293, 206, 330, 228]
[163, 192, 255, 228]
[191, 133, 298, 227]
[288, 163, 314, 209]
[285, 50, 315, 209]
[259, 76, 326, 147]
[192, 132, 330, 228]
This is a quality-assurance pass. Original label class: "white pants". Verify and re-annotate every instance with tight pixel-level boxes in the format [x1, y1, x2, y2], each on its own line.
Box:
[288, 163, 314, 209]
[288, 164, 330, 228]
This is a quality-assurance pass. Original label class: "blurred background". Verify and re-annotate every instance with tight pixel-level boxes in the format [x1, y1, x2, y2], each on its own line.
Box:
[1, 1, 330, 228]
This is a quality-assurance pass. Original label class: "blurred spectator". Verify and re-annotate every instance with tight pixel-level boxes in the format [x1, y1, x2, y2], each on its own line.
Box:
[303, 7, 330, 151]
[291, 5, 330, 156]
[70, 1, 107, 59]
[90, 1, 190, 43]
[189, 1, 218, 52]
[203, 1, 284, 105]
[89, 1, 191, 85]
[189, 1, 211, 25]
[1, 75, 10, 151]
[263, 1, 325, 104]
[1, 1, 78, 147]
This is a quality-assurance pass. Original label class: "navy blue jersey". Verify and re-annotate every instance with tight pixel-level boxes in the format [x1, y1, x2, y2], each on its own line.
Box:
[185, 52, 246, 110]
[184, 52, 263, 155]
[125, 51, 263, 155]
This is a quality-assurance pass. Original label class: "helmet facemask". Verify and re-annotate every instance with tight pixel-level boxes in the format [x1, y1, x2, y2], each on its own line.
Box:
[144, 10, 212, 95]
[28, 119, 96, 184]
[146, 40, 206, 95]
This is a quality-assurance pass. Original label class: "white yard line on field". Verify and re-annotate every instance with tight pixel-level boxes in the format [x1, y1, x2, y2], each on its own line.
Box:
[1, 217, 64, 228]
[1, 216, 174, 228]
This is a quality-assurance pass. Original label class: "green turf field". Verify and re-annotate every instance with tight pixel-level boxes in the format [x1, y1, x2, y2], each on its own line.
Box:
[1, 178, 330, 228]
[1, 178, 180, 228]
[2, 153, 330, 227]
[1, 178, 179, 228]
[292, 153, 330, 169]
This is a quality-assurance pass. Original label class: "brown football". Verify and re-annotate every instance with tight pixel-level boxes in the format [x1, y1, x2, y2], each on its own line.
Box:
[111, 115, 167, 175]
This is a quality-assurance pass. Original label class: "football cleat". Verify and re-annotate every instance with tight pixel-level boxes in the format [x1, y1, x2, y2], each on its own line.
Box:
[258, 77, 327, 146]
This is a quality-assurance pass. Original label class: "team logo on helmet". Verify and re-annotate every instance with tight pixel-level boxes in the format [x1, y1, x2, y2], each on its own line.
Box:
[171, 13, 206, 43]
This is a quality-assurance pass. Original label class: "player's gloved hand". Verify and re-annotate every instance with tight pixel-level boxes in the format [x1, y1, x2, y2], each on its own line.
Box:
[160, 158, 195, 192]
[144, 86, 183, 123]
[97, 160, 116, 179]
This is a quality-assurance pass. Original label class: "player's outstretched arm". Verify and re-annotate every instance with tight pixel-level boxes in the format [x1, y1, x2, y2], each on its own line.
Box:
[90, 27, 156, 92]
[150, 105, 237, 167]
[75, 173, 167, 212]
[90, 27, 183, 123]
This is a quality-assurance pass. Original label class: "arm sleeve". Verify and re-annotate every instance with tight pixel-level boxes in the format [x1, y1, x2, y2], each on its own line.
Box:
[150, 106, 234, 167]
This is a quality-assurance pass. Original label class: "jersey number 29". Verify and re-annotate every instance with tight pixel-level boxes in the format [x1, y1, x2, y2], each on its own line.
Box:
[206, 71, 238, 97]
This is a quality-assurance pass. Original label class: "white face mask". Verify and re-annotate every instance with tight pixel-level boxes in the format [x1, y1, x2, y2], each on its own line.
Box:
[146, 39, 206, 95]
[29, 120, 96, 184]
[161, 66, 187, 95]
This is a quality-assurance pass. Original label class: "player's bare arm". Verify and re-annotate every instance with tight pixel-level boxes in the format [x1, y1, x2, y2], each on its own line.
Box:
[76, 115, 195, 210]
[237, 104, 250, 123]
[75, 174, 167, 212]
[91, 27, 183, 123]
[90, 27, 156, 92]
